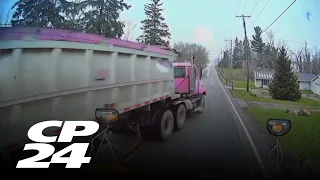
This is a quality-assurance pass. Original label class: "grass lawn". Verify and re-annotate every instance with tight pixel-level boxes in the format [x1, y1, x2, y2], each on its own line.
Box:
[232, 89, 320, 107]
[249, 106, 320, 166]
[233, 80, 256, 89]
[301, 90, 314, 94]
[221, 68, 246, 80]
[220, 68, 256, 88]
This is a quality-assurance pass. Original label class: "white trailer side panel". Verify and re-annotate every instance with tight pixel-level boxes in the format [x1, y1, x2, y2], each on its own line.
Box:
[0, 39, 178, 148]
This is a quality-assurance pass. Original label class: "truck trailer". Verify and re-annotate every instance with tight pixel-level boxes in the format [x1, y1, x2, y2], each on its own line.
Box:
[0, 27, 207, 162]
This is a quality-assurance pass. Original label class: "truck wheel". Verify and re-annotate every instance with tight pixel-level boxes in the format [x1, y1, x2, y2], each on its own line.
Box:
[154, 109, 174, 141]
[173, 104, 187, 130]
[198, 95, 206, 113]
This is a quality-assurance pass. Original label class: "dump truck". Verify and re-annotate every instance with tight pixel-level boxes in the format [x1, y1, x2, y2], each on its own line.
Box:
[0, 27, 207, 162]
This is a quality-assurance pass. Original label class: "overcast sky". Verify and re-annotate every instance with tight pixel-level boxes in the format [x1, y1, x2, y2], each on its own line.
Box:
[2, 0, 320, 60]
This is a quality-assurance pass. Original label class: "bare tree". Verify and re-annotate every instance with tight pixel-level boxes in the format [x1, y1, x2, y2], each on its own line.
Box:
[266, 30, 275, 46]
[288, 47, 303, 72]
[277, 39, 288, 49]
[263, 30, 278, 69]
[0, 9, 12, 27]
[173, 42, 210, 68]
[312, 50, 320, 74]
[303, 42, 312, 73]
[123, 20, 137, 41]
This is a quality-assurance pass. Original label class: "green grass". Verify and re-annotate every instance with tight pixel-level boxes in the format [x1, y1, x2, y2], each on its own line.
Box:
[249, 106, 320, 166]
[220, 68, 256, 88]
[301, 90, 314, 94]
[232, 89, 320, 107]
[233, 80, 256, 89]
[221, 68, 247, 80]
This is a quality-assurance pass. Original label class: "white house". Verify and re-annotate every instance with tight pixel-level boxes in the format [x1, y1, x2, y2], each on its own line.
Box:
[254, 70, 319, 93]
[311, 75, 320, 95]
[253, 60, 320, 94]
[254, 70, 274, 89]
[298, 73, 318, 90]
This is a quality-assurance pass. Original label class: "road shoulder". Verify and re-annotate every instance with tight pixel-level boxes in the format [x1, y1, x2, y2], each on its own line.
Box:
[215, 67, 320, 178]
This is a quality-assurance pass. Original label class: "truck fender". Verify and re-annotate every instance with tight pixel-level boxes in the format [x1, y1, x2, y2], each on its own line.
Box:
[171, 100, 189, 110]
[183, 99, 193, 111]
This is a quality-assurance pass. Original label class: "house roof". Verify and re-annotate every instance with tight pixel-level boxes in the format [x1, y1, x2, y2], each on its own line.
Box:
[298, 73, 317, 82]
[254, 70, 274, 80]
[254, 70, 317, 82]
[311, 75, 320, 82]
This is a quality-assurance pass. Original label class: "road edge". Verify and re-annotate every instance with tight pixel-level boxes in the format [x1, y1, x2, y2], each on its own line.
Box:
[212, 66, 269, 179]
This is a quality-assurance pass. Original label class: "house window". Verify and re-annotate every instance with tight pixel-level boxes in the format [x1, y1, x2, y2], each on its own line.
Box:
[262, 79, 270, 86]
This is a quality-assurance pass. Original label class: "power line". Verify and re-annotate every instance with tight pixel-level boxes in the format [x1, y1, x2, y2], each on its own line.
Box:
[250, 0, 271, 27]
[258, 37, 320, 50]
[242, 0, 248, 14]
[235, 0, 242, 16]
[275, 38, 304, 45]
[248, 35, 320, 48]
[274, 38, 320, 47]
[262, 0, 298, 34]
[250, 0, 261, 16]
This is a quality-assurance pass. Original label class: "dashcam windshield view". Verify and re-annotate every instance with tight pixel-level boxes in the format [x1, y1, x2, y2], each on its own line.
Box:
[0, 0, 319, 179]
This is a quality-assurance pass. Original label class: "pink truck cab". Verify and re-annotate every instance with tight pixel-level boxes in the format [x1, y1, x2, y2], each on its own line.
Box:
[174, 62, 207, 95]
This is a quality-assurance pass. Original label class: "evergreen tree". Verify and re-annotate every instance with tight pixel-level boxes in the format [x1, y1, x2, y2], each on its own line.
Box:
[221, 50, 230, 68]
[243, 38, 251, 60]
[11, 0, 65, 28]
[81, 0, 131, 38]
[232, 37, 239, 60]
[232, 37, 243, 68]
[238, 39, 243, 61]
[61, 0, 87, 30]
[138, 0, 171, 46]
[264, 44, 278, 69]
[251, 26, 265, 67]
[251, 26, 265, 54]
[269, 47, 301, 101]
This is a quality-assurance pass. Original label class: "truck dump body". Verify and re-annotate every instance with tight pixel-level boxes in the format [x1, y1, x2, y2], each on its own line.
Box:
[0, 27, 179, 148]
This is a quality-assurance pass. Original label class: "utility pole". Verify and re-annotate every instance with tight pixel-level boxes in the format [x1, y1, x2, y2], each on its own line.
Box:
[225, 39, 233, 82]
[236, 14, 251, 92]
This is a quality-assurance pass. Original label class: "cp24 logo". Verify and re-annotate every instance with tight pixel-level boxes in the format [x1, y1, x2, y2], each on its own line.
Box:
[16, 120, 100, 168]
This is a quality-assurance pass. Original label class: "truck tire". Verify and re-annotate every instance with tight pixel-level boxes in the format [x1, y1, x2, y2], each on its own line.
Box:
[154, 109, 174, 141]
[173, 104, 187, 130]
[198, 95, 206, 113]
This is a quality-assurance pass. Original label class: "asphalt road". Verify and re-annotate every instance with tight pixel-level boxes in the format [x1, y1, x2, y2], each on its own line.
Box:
[119, 66, 264, 178]
[85, 65, 320, 179]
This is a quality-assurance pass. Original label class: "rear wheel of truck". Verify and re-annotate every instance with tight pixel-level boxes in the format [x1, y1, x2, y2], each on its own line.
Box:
[154, 109, 174, 141]
[173, 104, 187, 131]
